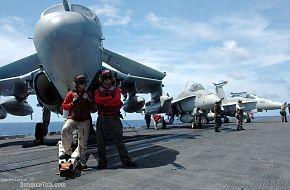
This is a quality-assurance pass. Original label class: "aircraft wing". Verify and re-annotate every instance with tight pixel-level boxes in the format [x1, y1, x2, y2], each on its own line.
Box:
[0, 69, 40, 97]
[102, 48, 166, 97]
[102, 49, 172, 114]
[102, 65, 162, 94]
[171, 95, 196, 114]
[102, 48, 166, 80]
[222, 100, 257, 116]
[0, 54, 41, 97]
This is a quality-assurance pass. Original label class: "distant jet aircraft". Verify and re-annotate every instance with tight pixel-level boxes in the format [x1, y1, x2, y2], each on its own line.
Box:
[213, 81, 257, 122]
[0, 0, 171, 142]
[230, 92, 282, 113]
[170, 82, 221, 124]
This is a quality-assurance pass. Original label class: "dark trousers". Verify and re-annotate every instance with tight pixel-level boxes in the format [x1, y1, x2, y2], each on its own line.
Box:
[145, 120, 151, 128]
[215, 115, 222, 129]
[96, 115, 131, 164]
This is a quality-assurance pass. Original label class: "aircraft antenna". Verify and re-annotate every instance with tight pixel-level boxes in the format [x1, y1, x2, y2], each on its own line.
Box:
[63, 0, 70, 11]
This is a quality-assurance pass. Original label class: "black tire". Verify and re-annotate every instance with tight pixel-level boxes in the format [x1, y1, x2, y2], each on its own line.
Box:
[224, 117, 229, 123]
[35, 122, 44, 143]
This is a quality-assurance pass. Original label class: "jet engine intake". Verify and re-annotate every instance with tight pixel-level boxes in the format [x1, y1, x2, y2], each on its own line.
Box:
[123, 96, 145, 113]
[33, 72, 62, 113]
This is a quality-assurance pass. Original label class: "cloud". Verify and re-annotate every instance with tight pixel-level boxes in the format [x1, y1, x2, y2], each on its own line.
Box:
[145, 12, 217, 39]
[0, 16, 24, 35]
[121, 10, 290, 103]
[0, 17, 35, 66]
[143, 11, 290, 68]
[89, 4, 132, 26]
[206, 40, 252, 65]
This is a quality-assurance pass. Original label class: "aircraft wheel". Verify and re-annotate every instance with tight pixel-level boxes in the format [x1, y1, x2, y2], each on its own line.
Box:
[34, 122, 44, 144]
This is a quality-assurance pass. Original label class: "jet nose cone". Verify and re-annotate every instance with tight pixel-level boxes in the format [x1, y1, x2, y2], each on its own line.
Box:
[268, 101, 283, 109]
[34, 12, 84, 51]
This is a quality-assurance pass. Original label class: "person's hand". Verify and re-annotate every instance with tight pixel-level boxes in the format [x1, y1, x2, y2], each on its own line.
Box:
[73, 97, 79, 104]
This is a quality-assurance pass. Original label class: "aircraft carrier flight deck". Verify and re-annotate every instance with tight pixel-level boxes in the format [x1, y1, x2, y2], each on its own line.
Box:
[0, 116, 290, 190]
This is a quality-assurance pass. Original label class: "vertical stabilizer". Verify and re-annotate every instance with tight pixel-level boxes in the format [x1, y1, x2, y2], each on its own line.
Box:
[213, 81, 228, 100]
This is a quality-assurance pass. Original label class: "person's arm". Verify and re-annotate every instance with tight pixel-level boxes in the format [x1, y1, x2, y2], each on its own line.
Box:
[95, 89, 113, 104]
[104, 87, 121, 107]
[62, 92, 74, 110]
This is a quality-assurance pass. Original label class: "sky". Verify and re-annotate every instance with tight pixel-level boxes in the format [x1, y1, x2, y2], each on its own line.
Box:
[0, 0, 290, 123]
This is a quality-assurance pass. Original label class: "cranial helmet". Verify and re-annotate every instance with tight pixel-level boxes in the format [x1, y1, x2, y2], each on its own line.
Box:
[73, 74, 87, 86]
[100, 70, 114, 83]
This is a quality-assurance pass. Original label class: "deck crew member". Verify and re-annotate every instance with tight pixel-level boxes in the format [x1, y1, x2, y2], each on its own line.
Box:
[60, 74, 93, 169]
[214, 100, 222, 132]
[280, 102, 288, 122]
[236, 99, 245, 131]
[95, 70, 137, 169]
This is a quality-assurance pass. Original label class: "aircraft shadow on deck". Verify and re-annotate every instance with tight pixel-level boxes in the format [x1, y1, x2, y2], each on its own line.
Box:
[0, 138, 59, 148]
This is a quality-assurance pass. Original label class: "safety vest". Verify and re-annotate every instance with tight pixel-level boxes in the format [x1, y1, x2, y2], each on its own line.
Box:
[97, 86, 122, 115]
[67, 90, 92, 122]
[153, 114, 162, 122]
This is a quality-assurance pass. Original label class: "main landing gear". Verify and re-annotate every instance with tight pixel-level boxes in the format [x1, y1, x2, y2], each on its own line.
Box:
[34, 107, 51, 145]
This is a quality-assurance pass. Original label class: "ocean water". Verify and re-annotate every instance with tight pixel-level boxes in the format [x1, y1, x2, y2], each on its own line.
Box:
[0, 120, 149, 136]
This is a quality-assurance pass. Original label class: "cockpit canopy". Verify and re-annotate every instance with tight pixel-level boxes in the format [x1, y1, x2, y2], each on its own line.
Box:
[186, 83, 205, 92]
[41, 3, 101, 27]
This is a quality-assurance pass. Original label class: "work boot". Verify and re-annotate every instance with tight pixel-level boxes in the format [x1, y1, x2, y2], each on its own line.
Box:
[80, 163, 87, 170]
[241, 128, 245, 130]
[59, 153, 71, 160]
[215, 128, 221, 132]
[122, 160, 138, 168]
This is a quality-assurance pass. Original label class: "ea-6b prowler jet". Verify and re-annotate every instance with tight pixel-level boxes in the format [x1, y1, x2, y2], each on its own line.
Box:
[0, 0, 171, 142]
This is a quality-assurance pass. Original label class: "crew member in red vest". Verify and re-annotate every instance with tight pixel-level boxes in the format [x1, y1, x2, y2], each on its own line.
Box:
[60, 74, 93, 169]
[95, 70, 138, 169]
[153, 114, 162, 130]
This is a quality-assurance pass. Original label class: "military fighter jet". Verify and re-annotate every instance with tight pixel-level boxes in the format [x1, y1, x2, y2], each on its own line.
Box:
[0, 0, 171, 142]
[214, 81, 257, 122]
[170, 82, 221, 124]
[230, 92, 282, 113]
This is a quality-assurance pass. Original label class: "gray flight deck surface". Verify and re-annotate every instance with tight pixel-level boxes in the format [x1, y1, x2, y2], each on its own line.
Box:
[0, 116, 290, 190]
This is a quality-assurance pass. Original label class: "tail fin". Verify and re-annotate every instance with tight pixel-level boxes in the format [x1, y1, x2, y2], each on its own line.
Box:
[213, 81, 228, 100]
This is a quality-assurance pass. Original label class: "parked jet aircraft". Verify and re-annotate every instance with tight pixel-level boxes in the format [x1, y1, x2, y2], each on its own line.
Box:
[0, 0, 171, 142]
[230, 92, 282, 112]
[214, 81, 257, 122]
[170, 82, 221, 123]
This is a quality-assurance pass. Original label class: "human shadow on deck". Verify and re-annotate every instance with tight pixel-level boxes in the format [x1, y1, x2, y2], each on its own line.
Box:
[87, 144, 180, 170]
[133, 145, 179, 169]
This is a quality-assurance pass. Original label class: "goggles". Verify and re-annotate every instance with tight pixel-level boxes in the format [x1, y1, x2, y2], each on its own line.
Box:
[102, 76, 112, 80]
[77, 80, 87, 85]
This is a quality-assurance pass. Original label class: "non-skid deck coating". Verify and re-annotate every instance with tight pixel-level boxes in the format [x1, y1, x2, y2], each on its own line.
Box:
[0, 116, 289, 190]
